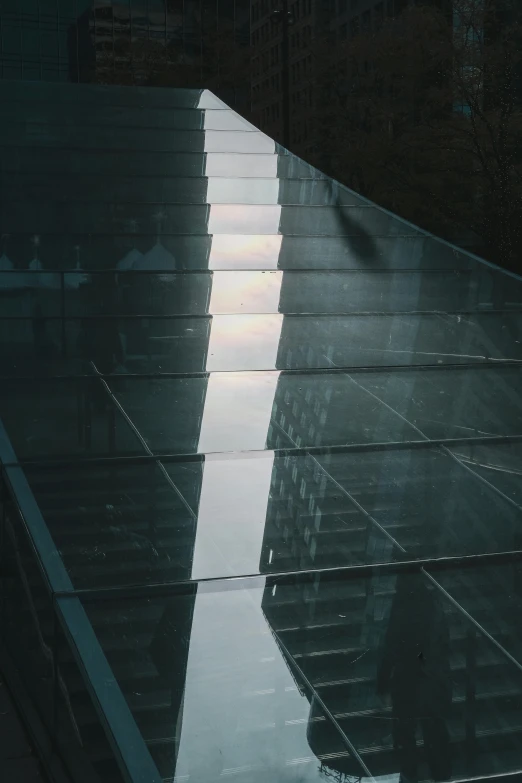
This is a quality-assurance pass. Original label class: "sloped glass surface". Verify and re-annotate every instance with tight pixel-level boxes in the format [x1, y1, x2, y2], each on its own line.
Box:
[429, 562, 522, 665]
[318, 447, 522, 559]
[3, 311, 520, 378]
[0, 82, 227, 109]
[62, 270, 476, 317]
[354, 365, 522, 440]
[0, 234, 473, 271]
[17, 445, 522, 591]
[2, 80, 522, 783]
[1, 149, 323, 178]
[107, 371, 420, 454]
[3, 105, 256, 131]
[66, 566, 522, 783]
[2, 128, 276, 153]
[5, 176, 366, 206]
[447, 441, 522, 504]
[0, 377, 147, 461]
[1, 203, 424, 236]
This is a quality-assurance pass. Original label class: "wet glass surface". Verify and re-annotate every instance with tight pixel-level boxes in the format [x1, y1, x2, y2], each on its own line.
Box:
[2, 82, 522, 783]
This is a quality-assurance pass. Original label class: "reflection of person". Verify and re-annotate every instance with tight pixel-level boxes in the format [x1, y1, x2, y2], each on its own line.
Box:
[377, 573, 452, 783]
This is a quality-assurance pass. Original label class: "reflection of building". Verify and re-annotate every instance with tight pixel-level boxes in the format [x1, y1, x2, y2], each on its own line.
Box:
[71, 0, 250, 112]
[250, 0, 382, 155]
[0, 0, 92, 81]
[0, 1, 250, 112]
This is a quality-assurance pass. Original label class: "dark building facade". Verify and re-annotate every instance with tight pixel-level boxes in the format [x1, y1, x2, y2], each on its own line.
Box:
[0, 0, 250, 111]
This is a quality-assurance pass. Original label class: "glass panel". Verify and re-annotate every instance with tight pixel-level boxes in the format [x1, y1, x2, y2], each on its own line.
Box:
[0, 272, 61, 316]
[319, 446, 522, 559]
[63, 270, 475, 317]
[20, 443, 522, 590]
[21, 451, 398, 589]
[0, 82, 220, 109]
[0, 378, 147, 461]
[2, 149, 323, 178]
[3, 312, 521, 377]
[2, 127, 275, 154]
[2, 203, 425, 237]
[354, 365, 522, 441]
[0, 233, 474, 271]
[429, 562, 522, 664]
[108, 372, 420, 454]
[7, 176, 369, 206]
[74, 582, 368, 783]
[448, 441, 522, 505]
[74, 568, 522, 782]
[3, 79, 522, 783]
[1, 105, 255, 131]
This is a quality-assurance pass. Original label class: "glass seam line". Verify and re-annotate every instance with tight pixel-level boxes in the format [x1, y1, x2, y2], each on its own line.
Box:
[271, 391, 522, 680]
[344, 373, 522, 516]
[338, 376, 522, 673]
[5, 433, 522, 470]
[2, 359, 516, 380]
[0, 420, 162, 783]
[268, 626, 374, 781]
[89, 361, 197, 522]
[52, 549, 522, 602]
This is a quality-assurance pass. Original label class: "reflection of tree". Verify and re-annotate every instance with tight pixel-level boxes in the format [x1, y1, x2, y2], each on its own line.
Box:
[312, 0, 522, 270]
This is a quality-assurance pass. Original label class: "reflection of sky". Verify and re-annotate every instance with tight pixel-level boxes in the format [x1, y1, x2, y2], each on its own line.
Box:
[175, 581, 354, 783]
[197, 371, 281, 453]
[207, 177, 279, 204]
[208, 234, 283, 269]
[206, 314, 284, 371]
[205, 154, 279, 177]
[208, 271, 282, 313]
[191, 453, 274, 580]
[200, 165, 284, 446]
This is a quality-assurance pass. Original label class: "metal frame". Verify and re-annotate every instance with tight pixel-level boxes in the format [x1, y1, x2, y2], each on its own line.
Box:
[0, 420, 161, 783]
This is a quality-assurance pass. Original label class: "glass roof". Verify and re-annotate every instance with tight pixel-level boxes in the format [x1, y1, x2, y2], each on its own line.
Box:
[1, 83, 522, 783]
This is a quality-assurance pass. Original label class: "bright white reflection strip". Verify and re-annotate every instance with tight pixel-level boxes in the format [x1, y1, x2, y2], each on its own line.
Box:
[191, 452, 275, 580]
[208, 271, 283, 314]
[206, 314, 284, 372]
[197, 371, 281, 454]
[208, 204, 282, 235]
[208, 234, 283, 270]
[175, 581, 324, 782]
